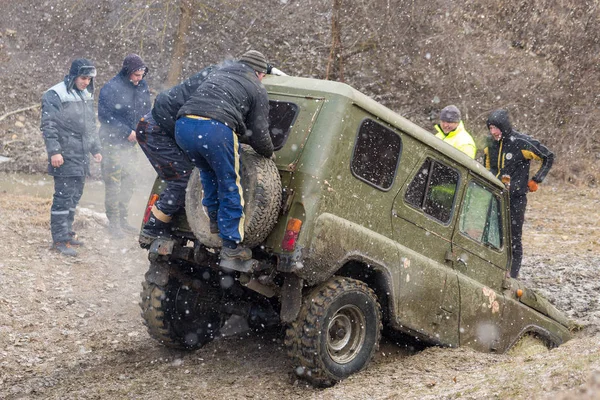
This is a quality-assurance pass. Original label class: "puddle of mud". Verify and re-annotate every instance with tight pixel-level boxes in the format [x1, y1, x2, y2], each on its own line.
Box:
[0, 166, 156, 226]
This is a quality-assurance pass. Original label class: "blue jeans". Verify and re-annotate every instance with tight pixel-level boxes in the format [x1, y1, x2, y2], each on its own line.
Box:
[175, 116, 245, 244]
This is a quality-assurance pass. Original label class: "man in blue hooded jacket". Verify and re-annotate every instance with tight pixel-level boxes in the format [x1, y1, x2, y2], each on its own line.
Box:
[98, 54, 151, 237]
[41, 58, 102, 256]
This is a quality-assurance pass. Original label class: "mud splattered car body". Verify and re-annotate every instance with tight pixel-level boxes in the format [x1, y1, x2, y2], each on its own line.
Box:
[139, 75, 571, 386]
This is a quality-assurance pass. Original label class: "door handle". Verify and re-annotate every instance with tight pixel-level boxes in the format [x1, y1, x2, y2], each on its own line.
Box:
[445, 250, 467, 267]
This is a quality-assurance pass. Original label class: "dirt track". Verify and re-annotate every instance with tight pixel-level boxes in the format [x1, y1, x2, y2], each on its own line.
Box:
[1, 182, 599, 399]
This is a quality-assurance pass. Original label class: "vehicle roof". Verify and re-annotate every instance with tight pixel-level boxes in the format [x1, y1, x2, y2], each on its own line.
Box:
[264, 75, 503, 189]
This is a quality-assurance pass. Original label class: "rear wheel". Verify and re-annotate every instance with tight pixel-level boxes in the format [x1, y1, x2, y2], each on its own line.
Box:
[285, 277, 382, 387]
[139, 267, 227, 350]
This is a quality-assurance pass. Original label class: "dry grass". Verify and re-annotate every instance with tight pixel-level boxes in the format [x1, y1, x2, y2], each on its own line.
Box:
[0, 193, 50, 228]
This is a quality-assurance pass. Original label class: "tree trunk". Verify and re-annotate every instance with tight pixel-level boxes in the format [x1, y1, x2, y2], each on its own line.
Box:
[166, 0, 194, 86]
[325, 0, 344, 82]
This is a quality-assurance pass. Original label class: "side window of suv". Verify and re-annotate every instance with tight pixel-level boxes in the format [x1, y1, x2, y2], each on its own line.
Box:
[351, 119, 402, 191]
[269, 100, 299, 150]
[459, 181, 503, 249]
[405, 158, 459, 223]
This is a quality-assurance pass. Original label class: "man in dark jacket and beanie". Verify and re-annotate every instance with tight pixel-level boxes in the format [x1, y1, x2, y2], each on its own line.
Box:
[138, 58, 287, 243]
[151, 50, 273, 263]
[483, 109, 554, 278]
[136, 65, 216, 238]
[41, 58, 102, 256]
[98, 54, 151, 237]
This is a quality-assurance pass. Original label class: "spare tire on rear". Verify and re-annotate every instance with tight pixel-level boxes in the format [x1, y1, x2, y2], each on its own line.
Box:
[185, 144, 282, 249]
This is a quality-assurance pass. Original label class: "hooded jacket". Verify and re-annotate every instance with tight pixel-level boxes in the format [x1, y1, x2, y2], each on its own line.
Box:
[484, 109, 554, 196]
[98, 54, 151, 146]
[177, 61, 273, 158]
[151, 65, 216, 137]
[41, 58, 101, 177]
[434, 121, 477, 159]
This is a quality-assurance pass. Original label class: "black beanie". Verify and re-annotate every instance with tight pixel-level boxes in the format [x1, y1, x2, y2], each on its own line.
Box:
[239, 50, 268, 74]
[122, 53, 148, 76]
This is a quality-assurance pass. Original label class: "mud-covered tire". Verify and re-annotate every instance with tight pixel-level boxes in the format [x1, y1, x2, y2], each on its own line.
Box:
[285, 277, 382, 387]
[185, 144, 282, 249]
[508, 333, 550, 357]
[139, 272, 226, 350]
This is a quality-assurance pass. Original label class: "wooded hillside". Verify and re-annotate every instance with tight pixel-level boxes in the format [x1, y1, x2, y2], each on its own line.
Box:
[1, 0, 598, 183]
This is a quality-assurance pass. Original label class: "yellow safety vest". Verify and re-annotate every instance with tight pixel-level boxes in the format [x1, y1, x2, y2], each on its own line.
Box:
[434, 121, 477, 159]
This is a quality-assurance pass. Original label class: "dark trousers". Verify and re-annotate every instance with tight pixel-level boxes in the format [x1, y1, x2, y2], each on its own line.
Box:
[101, 144, 136, 223]
[51, 175, 85, 243]
[175, 117, 245, 244]
[136, 118, 193, 216]
[509, 194, 528, 278]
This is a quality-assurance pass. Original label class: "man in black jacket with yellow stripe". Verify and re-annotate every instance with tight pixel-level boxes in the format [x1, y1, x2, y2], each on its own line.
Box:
[484, 109, 554, 278]
[173, 50, 274, 263]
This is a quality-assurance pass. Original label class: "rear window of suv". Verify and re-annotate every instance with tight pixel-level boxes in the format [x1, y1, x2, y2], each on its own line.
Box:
[269, 100, 299, 150]
[351, 119, 402, 191]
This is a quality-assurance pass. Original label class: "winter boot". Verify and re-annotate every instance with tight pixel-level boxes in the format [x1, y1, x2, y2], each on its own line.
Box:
[141, 206, 172, 239]
[120, 219, 138, 234]
[108, 221, 124, 238]
[221, 240, 252, 261]
[208, 210, 220, 234]
[68, 231, 84, 247]
[53, 242, 78, 257]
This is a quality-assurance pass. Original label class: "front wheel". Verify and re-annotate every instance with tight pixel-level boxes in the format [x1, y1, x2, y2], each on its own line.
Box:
[285, 277, 382, 387]
[508, 333, 550, 358]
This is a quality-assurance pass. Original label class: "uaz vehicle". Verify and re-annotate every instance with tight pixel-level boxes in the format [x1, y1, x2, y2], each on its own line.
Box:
[138, 75, 572, 387]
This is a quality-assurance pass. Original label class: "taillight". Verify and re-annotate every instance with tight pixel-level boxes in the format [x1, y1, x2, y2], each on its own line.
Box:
[281, 218, 302, 252]
[143, 194, 159, 224]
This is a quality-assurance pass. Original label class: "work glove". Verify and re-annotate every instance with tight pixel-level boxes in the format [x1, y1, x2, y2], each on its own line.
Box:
[267, 64, 287, 76]
[500, 174, 511, 189]
[528, 180, 539, 192]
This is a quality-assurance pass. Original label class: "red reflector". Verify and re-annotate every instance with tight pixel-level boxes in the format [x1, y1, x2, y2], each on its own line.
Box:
[143, 194, 159, 224]
[281, 218, 302, 252]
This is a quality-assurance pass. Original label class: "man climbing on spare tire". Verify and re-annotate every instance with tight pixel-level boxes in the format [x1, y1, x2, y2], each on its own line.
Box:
[144, 50, 274, 262]
[137, 64, 217, 240]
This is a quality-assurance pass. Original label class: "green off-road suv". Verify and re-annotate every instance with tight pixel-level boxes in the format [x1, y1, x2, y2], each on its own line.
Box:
[138, 75, 572, 387]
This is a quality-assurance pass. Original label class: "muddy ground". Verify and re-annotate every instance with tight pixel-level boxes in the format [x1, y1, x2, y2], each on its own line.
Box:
[0, 181, 599, 399]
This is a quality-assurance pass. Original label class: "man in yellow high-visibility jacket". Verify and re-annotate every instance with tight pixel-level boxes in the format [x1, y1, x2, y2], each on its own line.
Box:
[434, 105, 477, 159]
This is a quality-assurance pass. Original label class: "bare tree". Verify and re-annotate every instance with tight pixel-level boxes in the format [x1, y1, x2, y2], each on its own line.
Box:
[166, 0, 194, 86]
[326, 0, 344, 82]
